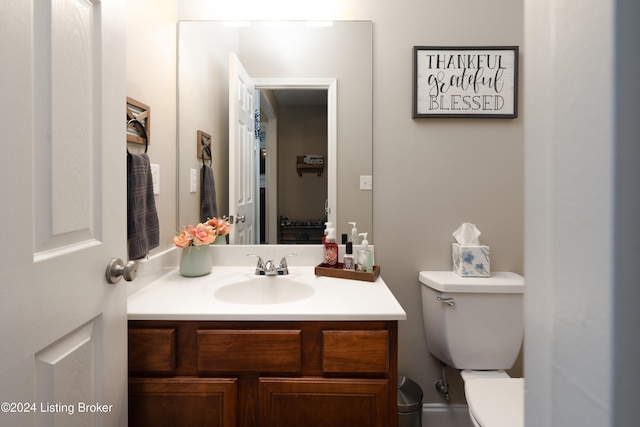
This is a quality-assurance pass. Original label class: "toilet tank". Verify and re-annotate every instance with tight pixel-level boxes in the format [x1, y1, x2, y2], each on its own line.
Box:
[419, 271, 524, 370]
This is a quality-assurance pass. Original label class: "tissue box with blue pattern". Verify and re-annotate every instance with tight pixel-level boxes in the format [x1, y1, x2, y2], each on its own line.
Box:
[452, 243, 490, 277]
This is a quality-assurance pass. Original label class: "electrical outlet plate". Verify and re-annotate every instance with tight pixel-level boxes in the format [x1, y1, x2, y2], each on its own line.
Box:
[360, 175, 373, 190]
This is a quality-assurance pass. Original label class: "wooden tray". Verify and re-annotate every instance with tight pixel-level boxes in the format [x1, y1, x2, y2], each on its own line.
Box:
[314, 263, 380, 282]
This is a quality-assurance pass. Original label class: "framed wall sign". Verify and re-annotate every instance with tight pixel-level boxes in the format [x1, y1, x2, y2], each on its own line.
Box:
[413, 46, 519, 118]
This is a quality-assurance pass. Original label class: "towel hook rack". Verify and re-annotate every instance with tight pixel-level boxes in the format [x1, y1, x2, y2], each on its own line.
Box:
[197, 130, 212, 164]
[202, 144, 212, 167]
[126, 118, 149, 154]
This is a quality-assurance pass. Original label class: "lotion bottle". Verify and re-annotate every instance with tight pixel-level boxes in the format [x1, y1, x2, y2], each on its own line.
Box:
[357, 232, 374, 272]
[323, 228, 338, 267]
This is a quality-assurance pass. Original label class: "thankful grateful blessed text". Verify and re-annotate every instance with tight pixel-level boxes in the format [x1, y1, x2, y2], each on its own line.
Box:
[415, 49, 516, 115]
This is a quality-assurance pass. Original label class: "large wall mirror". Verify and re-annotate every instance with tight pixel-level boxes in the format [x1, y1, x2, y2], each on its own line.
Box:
[178, 20, 373, 244]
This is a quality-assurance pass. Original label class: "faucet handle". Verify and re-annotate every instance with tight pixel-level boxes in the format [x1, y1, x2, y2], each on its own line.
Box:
[246, 254, 265, 275]
[277, 253, 297, 275]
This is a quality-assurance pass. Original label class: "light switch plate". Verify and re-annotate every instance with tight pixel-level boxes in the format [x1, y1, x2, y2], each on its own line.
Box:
[150, 164, 160, 195]
[190, 169, 198, 193]
[360, 175, 373, 190]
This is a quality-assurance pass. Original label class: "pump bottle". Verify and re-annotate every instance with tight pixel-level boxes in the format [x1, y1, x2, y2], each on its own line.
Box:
[322, 221, 333, 245]
[323, 228, 338, 267]
[348, 222, 358, 244]
[357, 232, 374, 272]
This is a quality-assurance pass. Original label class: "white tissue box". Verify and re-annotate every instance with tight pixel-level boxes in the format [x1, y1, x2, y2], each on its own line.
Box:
[452, 243, 491, 277]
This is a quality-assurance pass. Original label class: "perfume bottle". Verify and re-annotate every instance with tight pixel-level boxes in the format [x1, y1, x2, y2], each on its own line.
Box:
[343, 242, 355, 271]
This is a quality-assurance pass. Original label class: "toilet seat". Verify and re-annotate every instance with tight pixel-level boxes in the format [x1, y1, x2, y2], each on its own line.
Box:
[465, 378, 524, 427]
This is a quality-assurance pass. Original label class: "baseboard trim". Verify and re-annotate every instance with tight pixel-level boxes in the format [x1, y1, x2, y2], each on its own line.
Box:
[422, 403, 473, 427]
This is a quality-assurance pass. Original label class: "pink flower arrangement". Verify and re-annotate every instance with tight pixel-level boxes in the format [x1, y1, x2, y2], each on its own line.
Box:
[173, 217, 231, 248]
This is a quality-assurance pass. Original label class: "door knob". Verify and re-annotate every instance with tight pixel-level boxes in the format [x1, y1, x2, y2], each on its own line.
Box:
[222, 214, 245, 224]
[106, 258, 138, 284]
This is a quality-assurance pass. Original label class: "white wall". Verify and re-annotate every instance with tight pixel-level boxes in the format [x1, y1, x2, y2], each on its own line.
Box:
[524, 0, 640, 426]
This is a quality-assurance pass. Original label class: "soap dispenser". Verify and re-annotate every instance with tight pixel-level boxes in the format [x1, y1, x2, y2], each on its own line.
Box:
[322, 221, 333, 245]
[348, 222, 358, 243]
[323, 228, 338, 267]
[357, 232, 374, 272]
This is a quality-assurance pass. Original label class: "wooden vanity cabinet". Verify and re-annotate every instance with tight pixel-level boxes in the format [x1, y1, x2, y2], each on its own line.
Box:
[128, 320, 398, 427]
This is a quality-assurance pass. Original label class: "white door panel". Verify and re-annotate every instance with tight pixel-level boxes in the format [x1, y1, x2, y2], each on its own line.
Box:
[229, 53, 257, 244]
[0, 0, 127, 425]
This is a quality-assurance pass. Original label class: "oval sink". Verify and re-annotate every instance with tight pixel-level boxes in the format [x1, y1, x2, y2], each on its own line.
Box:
[214, 277, 315, 304]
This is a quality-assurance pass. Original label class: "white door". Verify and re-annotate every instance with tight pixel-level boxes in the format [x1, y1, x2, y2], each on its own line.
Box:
[228, 53, 257, 244]
[0, 1, 128, 426]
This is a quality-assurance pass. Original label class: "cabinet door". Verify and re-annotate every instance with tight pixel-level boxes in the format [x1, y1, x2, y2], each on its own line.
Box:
[129, 378, 237, 427]
[259, 378, 389, 427]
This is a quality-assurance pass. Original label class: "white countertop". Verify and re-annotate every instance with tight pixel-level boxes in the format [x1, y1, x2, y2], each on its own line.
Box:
[127, 265, 407, 321]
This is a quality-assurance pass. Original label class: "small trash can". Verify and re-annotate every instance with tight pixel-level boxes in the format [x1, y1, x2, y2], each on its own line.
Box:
[398, 376, 423, 427]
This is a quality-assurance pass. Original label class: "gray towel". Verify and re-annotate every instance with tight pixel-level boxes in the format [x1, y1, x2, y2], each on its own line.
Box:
[200, 164, 218, 223]
[127, 153, 159, 260]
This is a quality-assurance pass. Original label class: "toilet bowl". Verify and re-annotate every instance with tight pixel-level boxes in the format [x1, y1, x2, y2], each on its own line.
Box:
[419, 271, 525, 427]
[461, 370, 524, 427]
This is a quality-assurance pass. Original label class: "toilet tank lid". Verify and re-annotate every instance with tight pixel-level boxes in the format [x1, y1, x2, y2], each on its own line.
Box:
[419, 271, 524, 293]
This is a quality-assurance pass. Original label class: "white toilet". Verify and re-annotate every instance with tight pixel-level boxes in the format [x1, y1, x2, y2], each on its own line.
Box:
[419, 271, 525, 427]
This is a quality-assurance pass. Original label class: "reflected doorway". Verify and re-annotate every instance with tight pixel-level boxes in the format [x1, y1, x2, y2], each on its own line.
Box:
[257, 88, 329, 244]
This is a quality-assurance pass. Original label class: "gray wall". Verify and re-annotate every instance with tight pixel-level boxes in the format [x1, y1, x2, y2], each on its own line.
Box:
[277, 105, 328, 225]
[131, 1, 640, 423]
[366, 2, 524, 404]
[178, 0, 524, 405]
[126, 0, 177, 259]
[177, 21, 236, 229]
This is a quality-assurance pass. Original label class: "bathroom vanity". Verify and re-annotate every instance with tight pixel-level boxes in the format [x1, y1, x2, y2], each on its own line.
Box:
[127, 261, 406, 427]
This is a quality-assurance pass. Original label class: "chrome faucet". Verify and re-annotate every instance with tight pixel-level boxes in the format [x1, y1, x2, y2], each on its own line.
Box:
[277, 253, 298, 275]
[247, 253, 297, 276]
[263, 259, 277, 275]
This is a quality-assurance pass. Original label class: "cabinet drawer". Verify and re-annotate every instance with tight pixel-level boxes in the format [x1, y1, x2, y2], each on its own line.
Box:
[197, 330, 302, 373]
[322, 330, 389, 373]
[129, 328, 176, 374]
